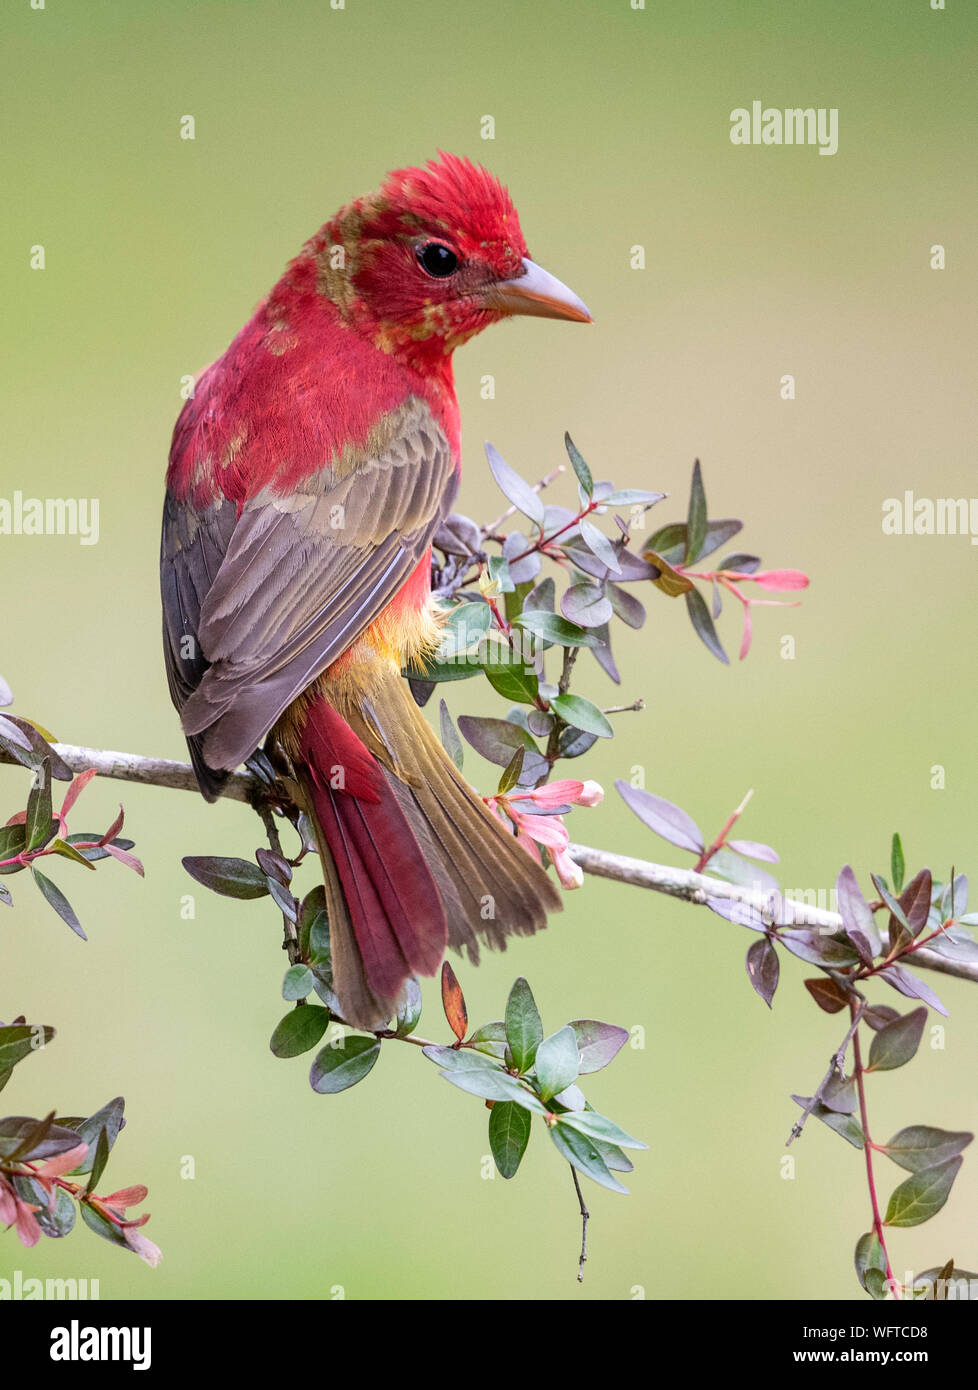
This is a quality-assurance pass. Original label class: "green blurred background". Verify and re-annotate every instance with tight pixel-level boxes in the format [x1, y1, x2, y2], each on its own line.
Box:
[2, 0, 976, 1300]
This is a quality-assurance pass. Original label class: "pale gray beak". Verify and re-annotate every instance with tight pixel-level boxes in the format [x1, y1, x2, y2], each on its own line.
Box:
[484, 257, 592, 323]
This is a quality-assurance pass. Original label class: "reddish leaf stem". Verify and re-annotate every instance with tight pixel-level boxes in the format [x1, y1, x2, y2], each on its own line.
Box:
[850, 1004, 899, 1299]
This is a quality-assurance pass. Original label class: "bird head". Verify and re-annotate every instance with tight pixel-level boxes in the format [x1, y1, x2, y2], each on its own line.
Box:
[313, 152, 591, 362]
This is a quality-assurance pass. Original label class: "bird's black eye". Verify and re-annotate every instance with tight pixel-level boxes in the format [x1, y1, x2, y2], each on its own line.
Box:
[417, 241, 459, 278]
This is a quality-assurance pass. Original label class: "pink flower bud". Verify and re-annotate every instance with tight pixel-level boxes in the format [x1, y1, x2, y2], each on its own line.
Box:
[527, 779, 584, 809]
[577, 780, 604, 807]
[752, 569, 809, 592]
[553, 849, 584, 890]
[124, 1228, 163, 1267]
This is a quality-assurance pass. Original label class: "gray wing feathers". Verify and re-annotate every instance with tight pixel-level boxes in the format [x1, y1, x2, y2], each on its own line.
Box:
[161, 401, 456, 778]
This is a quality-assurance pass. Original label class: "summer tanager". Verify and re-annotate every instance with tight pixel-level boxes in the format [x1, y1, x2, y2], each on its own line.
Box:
[161, 153, 591, 1028]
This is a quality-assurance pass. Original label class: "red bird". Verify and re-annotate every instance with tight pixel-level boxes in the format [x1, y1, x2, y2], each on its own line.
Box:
[161, 153, 592, 1028]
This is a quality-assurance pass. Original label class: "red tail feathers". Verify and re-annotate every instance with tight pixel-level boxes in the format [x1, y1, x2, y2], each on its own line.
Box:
[299, 697, 447, 1006]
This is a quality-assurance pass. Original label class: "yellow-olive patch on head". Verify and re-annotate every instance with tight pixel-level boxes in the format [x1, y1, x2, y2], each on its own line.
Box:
[316, 152, 531, 357]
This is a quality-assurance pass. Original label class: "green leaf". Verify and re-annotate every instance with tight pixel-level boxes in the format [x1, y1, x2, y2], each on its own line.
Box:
[31, 868, 86, 940]
[898, 869, 933, 939]
[424, 1046, 547, 1111]
[911, 1264, 978, 1300]
[854, 1230, 889, 1298]
[79, 1200, 129, 1249]
[877, 963, 946, 1016]
[65, 1097, 126, 1175]
[283, 965, 314, 1001]
[778, 930, 861, 968]
[837, 864, 882, 959]
[17, 1178, 76, 1239]
[561, 582, 613, 629]
[548, 1120, 629, 1193]
[456, 713, 534, 761]
[685, 459, 708, 563]
[394, 978, 422, 1037]
[497, 746, 525, 796]
[435, 602, 492, 659]
[482, 651, 540, 706]
[644, 522, 688, 567]
[406, 653, 484, 684]
[86, 1126, 111, 1194]
[870, 872, 912, 950]
[270, 1005, 330, 1058]
[685, 587, 729, 664]
[308, 912, 331, 964]
[505, 978, 544, 1073]
[266, 876, 297, 922]
[297, 887, 327, 959]
[591, 1139, 633, 1173]
[485, 442, 545, 528]
[47, 837, 97, 871]
[560, 1109, 648, 1150]
[880, 1126, 973, 1174]
[487, 554, 515, 593]
[25, 759, 54, 852]
[534, 1025, 581, 1101]
[488, 1101, 532, 1178]
[503, 576, 534, 623]
[549, 693, 613, 739]
[569, 1020, 629, 1074]
[0, 717, 73, 781]
[884, 1156, 962, 1228]
[0, 821, 27, 870]
[0, 1023, 55, 1076]
[890, 833, 905, 893]
[615, 780, 704, 853]
[0, 1114, 81, 1162]
[466, 1021, 508, 1060]
[515, 610, 602, 648]
[182, 856, 270, 900]
[579, 518, 622, 575]
[602, 489, 665, 507]
[791, 1096, 865, 1149]
[867, 1008, 926, 1072]
[525, 575, 555, 613]
[309, 1034, 381, 1093]
[745, 937, 779, 1007]
[564, 432, 593, 499]
[821, 1073, 858, 1114]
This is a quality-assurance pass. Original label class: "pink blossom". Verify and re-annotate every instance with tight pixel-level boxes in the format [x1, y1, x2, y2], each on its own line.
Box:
[14, 1198, 41, 1248]
[577, 780, 604, 807]
[102, 1184, 149, 1211]
[0, 1177, 18, 1226]
[750, 569, 809, 592]
[515, 816, 582, 888]
[487, 777, 602, 892]
[33, 1143, 88, 1182]
[123, 1228, 163, 1267]
[551, 848, 584, 889]
[514, 779, 605, 811]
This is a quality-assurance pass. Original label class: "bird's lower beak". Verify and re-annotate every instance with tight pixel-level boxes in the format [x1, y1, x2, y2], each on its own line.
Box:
[484, 257, 593, 323]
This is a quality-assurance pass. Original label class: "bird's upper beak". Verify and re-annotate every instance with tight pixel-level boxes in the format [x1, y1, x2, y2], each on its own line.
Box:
[483, 257, 592, 323]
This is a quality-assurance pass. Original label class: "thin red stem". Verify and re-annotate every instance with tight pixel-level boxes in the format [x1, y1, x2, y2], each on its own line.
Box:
[507, 500, 598, 565]
[693, 790, 753, 873]
[850, 1005, 899, 1299]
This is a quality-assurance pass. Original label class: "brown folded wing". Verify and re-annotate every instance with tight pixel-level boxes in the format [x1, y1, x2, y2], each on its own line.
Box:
[160, 395, 456, 791]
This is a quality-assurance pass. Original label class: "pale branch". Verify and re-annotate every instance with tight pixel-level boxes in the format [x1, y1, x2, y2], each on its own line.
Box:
[3, 741, 976, 986]
[563, 843, 978, 984]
